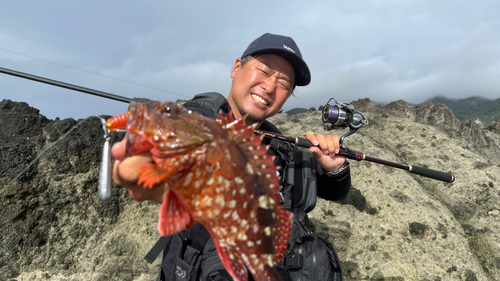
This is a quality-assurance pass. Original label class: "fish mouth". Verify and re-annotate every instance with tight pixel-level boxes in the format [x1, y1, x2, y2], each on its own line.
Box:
[251, 93, 270, 107]
[125, 102, 155, 155]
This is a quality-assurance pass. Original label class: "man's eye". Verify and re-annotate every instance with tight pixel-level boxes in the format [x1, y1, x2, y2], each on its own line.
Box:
[279, 83, 290, 90]
[278, 80, 290, 89]
[259, 69, 268, 75]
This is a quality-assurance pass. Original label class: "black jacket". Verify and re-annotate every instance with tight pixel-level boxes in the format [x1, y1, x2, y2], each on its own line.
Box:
[161, 93, 351, 280]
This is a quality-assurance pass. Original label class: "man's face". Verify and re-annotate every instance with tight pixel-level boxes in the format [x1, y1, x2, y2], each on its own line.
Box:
[228, 54, 295, 126]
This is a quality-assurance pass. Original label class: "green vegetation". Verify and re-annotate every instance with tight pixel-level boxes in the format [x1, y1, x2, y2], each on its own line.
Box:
[283, 96, 500, 126]
[423, 96, 500, 127]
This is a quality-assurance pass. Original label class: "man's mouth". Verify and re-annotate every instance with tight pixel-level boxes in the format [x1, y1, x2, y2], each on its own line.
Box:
[251, 94, 269, 106]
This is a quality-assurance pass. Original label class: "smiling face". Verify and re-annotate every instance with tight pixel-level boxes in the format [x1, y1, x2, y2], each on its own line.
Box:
[227, 54, 295, 127]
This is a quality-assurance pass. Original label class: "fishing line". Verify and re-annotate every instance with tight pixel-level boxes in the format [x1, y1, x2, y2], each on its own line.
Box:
[0, 67, 455, 188]
[0, 116, 107, 196]
[0, 47, 191, 99]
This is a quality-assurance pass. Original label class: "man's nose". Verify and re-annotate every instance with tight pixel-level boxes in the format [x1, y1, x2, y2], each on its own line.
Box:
[262, 76, 277, 94]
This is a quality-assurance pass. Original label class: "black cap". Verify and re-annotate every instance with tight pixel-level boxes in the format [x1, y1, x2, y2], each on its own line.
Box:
[241, 33, 311, 86]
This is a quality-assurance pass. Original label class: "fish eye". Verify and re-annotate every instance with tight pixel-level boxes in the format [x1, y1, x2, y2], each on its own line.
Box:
[164, 106, 172, 113]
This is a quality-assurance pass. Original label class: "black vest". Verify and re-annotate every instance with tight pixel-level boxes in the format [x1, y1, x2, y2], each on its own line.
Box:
[147, 92, 344, 281]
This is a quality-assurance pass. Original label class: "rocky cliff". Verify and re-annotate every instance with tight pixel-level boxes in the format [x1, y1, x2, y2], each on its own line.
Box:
[1, 98, 499, 281]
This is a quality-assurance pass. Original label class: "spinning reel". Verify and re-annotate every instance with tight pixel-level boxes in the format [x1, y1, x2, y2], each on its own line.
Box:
[321, 98, 368, 147]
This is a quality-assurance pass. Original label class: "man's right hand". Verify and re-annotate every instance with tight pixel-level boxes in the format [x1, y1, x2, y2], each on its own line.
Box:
[111, 138, 168, 204]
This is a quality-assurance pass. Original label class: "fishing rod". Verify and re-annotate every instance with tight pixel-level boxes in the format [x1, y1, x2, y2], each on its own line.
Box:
[253, 129, 455, 183]
[0, 66, 135, 200]
[1, 66, 455, 190]
[0, 66, 136, 103]
[254, 98, 454, 183]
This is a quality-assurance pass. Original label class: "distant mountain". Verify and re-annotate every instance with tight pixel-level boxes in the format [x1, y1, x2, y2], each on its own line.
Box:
[423, 96, 500, 127]
[285, 108, 309, 115]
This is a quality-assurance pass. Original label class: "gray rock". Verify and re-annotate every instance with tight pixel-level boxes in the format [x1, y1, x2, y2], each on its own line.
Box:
[2, 98, 500, 281]
[489, 120, 500, 134]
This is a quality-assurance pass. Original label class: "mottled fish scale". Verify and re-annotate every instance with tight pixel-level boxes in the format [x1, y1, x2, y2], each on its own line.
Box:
[221, 115, 290, 264]
[107, 101, 293, 281]
[193, 114, 291, 280]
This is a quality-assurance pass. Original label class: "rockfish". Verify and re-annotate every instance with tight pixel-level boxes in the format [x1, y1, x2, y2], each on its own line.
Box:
[107, 101, 292, 281]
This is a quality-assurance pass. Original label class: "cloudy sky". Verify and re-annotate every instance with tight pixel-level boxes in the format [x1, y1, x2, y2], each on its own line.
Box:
[1, 1, 499, 120]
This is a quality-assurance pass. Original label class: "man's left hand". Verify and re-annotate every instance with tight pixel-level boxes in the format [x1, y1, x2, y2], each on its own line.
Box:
[306, 132, 346, 172]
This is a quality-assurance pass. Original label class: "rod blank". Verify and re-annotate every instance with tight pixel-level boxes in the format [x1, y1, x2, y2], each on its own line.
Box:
[0, 66, 135, 104]
[285, 135, 455, 183]
[1, 66, 456, 183]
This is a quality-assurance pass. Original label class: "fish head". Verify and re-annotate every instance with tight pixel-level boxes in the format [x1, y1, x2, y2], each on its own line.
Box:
[125, 101, 213, 156]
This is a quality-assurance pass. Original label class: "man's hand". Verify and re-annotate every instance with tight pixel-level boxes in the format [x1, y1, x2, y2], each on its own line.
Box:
[111, 138, 168, 204]
[306, 132, 346, 172]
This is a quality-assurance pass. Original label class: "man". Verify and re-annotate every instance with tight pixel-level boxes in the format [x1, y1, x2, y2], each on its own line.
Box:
[111, 33, 350, 280]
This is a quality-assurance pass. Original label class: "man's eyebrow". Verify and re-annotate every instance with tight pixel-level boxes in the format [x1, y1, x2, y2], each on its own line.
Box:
[261, 61, 292, 84]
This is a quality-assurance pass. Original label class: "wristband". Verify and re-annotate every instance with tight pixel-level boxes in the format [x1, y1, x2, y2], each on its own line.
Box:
[323, 161, 350, 177]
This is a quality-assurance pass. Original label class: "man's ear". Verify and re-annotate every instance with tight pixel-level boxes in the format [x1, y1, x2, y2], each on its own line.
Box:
[230, 58, 242, 78]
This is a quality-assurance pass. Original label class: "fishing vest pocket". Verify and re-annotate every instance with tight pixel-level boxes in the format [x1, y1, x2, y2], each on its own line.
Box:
[171, 236, 202, 281]
[281, 209, 344, 281]
[283, 236, 343, 281]
[324, 237, 343, 281]
[270, 139, 317, 213]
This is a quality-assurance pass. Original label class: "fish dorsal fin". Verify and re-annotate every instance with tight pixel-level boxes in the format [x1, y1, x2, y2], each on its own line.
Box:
[218, 113, 280, 184]
[273, 208, 293, 262]
[218, 112, 292, 261]
[158, 190, 193, 236]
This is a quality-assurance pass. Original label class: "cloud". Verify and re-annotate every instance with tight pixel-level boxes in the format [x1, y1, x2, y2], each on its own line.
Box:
[1, 1, 500, 119]
[286, 19, 500, 109]
[108, 59, 233, 101]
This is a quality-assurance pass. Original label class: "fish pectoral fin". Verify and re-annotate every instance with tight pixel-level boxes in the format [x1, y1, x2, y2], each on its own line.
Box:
[137, 163, 170, 188]
[158, 190, 192, 236]
[214, 244, 249, 281]
[138, 154, 196, 189]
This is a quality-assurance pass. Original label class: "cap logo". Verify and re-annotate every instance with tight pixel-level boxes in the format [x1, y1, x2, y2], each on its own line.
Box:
[283, 45, 296, 54]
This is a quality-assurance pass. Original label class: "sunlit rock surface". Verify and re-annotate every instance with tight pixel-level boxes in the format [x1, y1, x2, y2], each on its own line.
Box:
[1, 98, 499, 281]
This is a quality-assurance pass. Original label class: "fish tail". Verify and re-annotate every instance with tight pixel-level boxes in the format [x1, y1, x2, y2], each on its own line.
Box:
[106, 112, 129, 131]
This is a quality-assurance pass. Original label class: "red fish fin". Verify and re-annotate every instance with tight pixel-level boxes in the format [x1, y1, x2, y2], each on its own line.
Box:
[220, 114, 281, 191]
[137, 163, 169, 188]
[239, 135, 281, 188]
[158, 190, 192, 236]
[218, 113, 246, 133]
[213, 242, 248, 281]
[273, 207, 293, 262]
[138, 154, 196, 188]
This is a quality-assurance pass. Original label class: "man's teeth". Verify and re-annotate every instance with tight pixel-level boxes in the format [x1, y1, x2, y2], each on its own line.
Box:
[252, 94, 268, 106]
